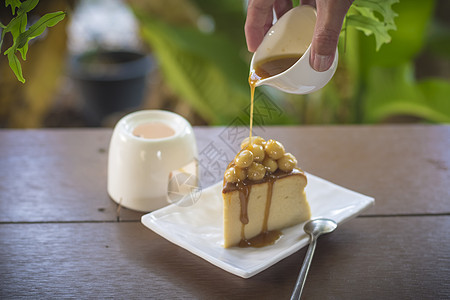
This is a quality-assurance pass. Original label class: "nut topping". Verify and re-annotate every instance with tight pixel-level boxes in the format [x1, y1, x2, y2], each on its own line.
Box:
[224, 137, 301, 183]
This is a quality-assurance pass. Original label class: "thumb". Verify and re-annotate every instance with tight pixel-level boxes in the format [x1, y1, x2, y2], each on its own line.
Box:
[309, 0, 353, 72]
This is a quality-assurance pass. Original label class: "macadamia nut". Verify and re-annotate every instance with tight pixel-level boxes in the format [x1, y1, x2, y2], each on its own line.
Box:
[234, 166, 247, 181]
[264, 139, 285, 160]
[278, 153, 297, 172]
[262, 157, 278, 173]
[234, 150, 253, 168]
[224, 167, 238, 183]
[241, 136, 266, 149]
[247, 162, 266, 181]
[225, 137, 299, 183]
[247, 144, 265, 162]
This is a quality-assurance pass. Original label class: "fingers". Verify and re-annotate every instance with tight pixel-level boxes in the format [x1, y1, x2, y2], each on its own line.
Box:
[310, 0, 353, 71]
[245, 0, 353, 72]
[245, 0, 275, 52]
[301, 0, 316, 8]
[273, 0, 293, 20]
[245, 0, 292, 52]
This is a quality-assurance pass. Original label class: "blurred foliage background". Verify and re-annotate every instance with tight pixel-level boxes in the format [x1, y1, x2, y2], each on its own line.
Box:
[0, 0, 449, 128]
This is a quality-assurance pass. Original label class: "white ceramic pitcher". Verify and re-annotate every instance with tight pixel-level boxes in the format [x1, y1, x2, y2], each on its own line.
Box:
[250, 5, 338, 94]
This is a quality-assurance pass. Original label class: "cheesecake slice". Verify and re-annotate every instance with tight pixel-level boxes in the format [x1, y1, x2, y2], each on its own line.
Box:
[222, 137, 311, 248]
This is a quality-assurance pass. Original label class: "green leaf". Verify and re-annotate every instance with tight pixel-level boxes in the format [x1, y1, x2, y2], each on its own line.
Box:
[355, 0, 435, 72]
[18, 13, 28, 60]
[15, 11, 66, 50]
[7, 51, 25, 83]
[2, 13, 25, 37]
[5, 0, 22, 15]
[1, 12, 28, 51]
[2, 13, 28, 56]
[17, 0, 39, 14]
[353, 0, 398, 25]
[2, 9, 66, 83]
[2, 0, 35, 54]
[0, 26, 5, 50]
[346, 14, 394, 50]
[347, 0, 399, 50]
[18, 42, 28, 61]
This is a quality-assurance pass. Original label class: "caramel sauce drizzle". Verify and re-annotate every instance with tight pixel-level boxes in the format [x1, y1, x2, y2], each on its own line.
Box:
[237, 182, 250, 224]
[238, 176, 282, 248]
[224, 166, 304, 247]
[223, 54, 303, 248]
[239, 229, 282, 248]
[223, 168, 304, 193]
[263, 176, 274, 233]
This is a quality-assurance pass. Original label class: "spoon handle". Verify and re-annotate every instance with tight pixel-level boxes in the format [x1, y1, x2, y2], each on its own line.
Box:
[290, 235, 317, 300]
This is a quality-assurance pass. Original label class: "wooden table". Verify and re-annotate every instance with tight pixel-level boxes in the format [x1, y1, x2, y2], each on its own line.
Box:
[1, 125, 449, 299]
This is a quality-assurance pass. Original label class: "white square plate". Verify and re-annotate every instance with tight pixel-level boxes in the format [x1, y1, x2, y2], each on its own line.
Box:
[141, 173, 374, 278]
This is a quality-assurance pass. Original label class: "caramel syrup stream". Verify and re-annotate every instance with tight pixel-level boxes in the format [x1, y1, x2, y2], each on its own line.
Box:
[233, 55, 303, 248]
[248, 71, 258, 143]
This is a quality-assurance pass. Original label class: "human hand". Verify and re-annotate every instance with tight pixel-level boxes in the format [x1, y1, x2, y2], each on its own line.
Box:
[245, 0, 353, 72]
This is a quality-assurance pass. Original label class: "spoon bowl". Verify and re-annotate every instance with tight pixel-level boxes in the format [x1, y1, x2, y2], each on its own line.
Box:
[304, 218, 338, 237]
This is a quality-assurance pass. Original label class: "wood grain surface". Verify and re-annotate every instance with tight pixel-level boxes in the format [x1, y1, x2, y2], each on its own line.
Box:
[0, 126, 449, 299]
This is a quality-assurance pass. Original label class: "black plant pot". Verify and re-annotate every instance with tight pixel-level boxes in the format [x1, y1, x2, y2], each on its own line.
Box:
[70, 50, 153, 126]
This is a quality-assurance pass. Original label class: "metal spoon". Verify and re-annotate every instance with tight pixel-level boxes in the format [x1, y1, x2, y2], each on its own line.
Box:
[290, 218, 338, 300]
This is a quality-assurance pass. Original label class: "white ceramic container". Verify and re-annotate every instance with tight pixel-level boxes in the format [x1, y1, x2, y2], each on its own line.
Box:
[107, 110, 198, 212]
[250, 5, 338, 94]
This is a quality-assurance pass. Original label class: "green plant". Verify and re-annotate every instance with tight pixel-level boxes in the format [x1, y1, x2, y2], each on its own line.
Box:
[0, 0, 66, 83]
[345, 0, 399, 51]
[344, 0, 450, 123]
[132, 0, 449, 125]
